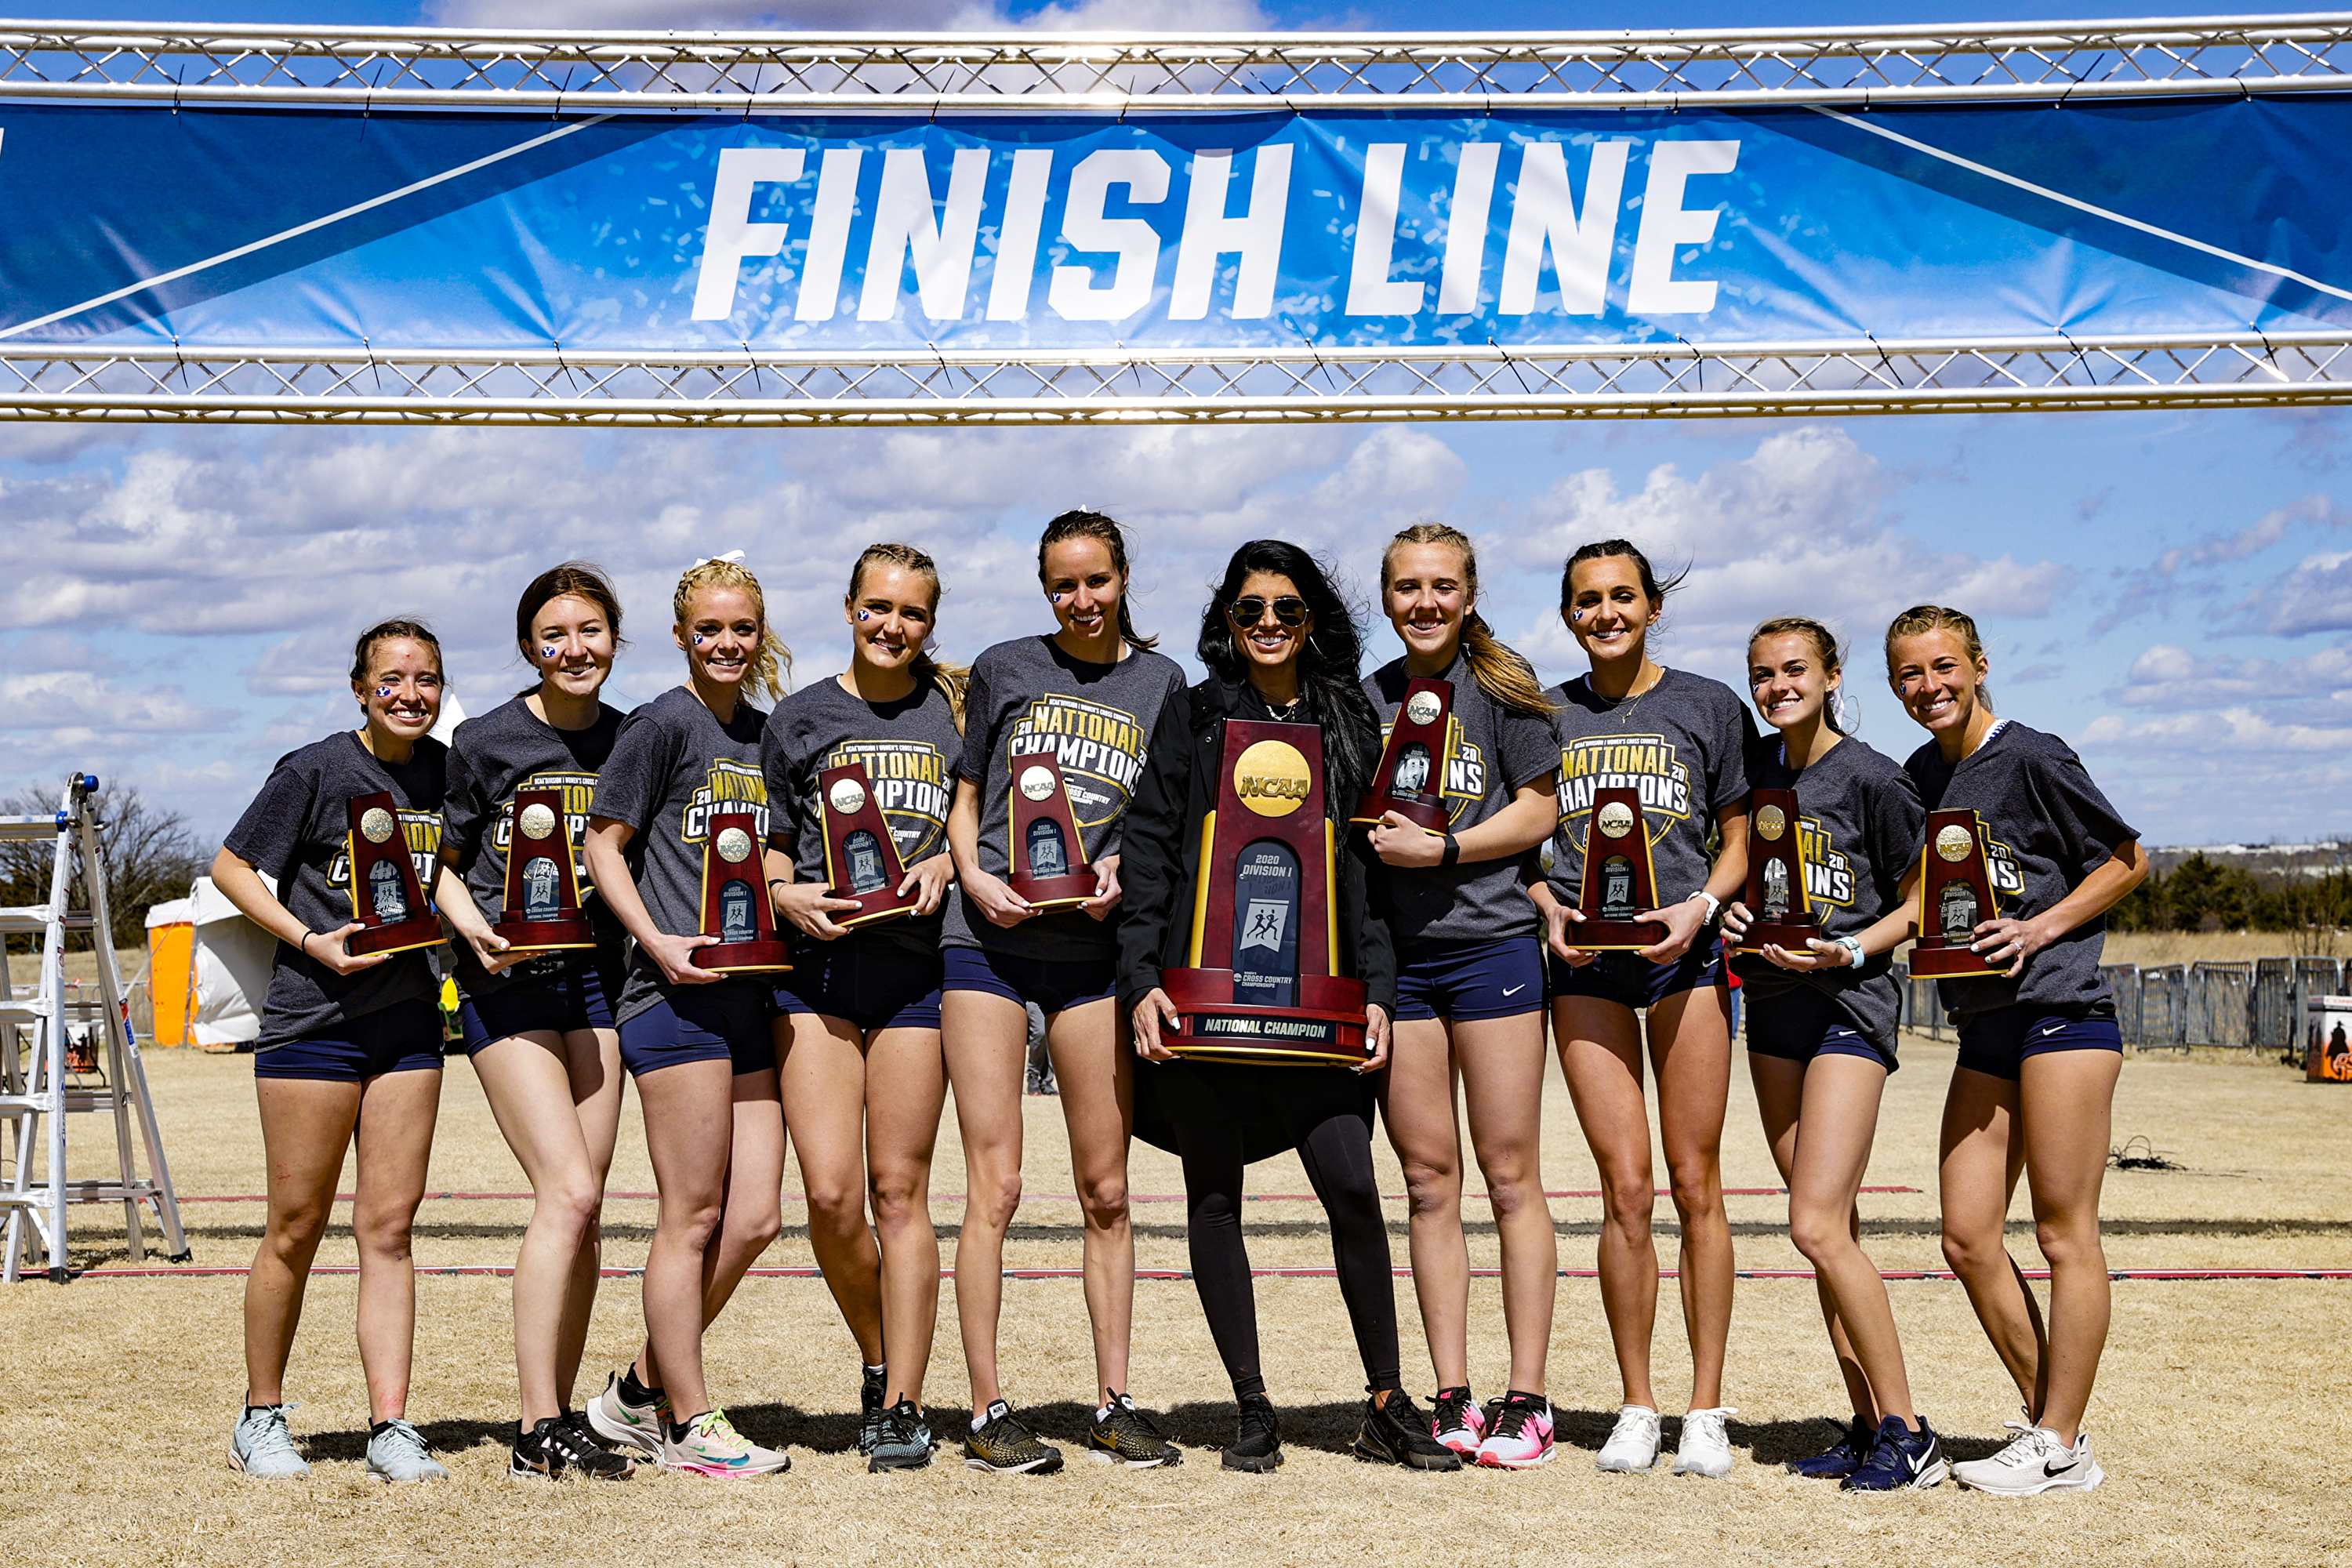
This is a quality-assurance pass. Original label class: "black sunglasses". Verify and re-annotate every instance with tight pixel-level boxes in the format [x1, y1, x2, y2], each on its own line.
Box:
[1227, 596, 1309, 629]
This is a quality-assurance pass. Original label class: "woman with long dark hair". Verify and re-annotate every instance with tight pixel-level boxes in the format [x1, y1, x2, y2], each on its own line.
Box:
[1120, 539, 1458, 1475]
[435, 563, 634, 1481]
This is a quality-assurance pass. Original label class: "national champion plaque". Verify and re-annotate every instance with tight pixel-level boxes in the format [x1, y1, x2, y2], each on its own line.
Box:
[342, 790, 444, 956]
[1570, 785, 1669, 951]
[1908, 808, 2005, 979]
[696, 808, 792, 974]
[817, 761, 920, 927]
[1161, 720, 1370, 1067]
[1352, 676, 1452, 833]
[491, 787, 596, 953]
[1005, 749, 1096, 913]
[1738, 786, 1821, 953]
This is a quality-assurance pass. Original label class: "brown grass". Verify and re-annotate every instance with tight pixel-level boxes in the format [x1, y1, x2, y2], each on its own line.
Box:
[2102, 930, 2350, 966]
[2, 1036, 2347, 1567]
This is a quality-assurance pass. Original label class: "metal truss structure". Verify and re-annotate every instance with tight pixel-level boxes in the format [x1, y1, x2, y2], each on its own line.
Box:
[2, 16, 2350, 424]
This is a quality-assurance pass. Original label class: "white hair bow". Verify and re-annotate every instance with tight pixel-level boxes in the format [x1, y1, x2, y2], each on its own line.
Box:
[692, 550, 747, 568]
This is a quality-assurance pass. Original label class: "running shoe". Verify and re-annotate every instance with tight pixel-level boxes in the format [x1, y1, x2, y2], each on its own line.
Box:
[1842, 1416, 1949, 1492]
[1786, 1416, 1875, 1479]
[1952, 1421, 2105, 1496]
[1089, 1391, 1181, 1468]
[661, 1410, 790, 1479]
[586, 1370, 668, 1458]
[1222, 1394, 1283, 1474]
[1431, 1385, 1485, 1457]
[1672, 1406, 1738, 1479]
[858, 1365, 887, 1457]
[1595, 1404, 1662, 1472]
[869, 1400, 935, 1473]
[964, 1399, 1065, 1475]
[229, 1404, 309, 1479]
[1474, 1391, 1556, 1469]
[510, 1413, 636, 1482]
[1352, 1388, 1464, 1472]
[365, 1418, 451, 1483]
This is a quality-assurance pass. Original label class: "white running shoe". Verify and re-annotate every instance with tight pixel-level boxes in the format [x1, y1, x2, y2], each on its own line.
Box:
[661, 1409, 791, 1479]
[229, 1405, 310, 1479]
[1952, 1421, 2105, 1496]
[586, 1370, 668, 1458]
[365, 1418, 450, 1483]
[1595, 1404, 1663, 1472]
[1672, 1406, 1737, 1478]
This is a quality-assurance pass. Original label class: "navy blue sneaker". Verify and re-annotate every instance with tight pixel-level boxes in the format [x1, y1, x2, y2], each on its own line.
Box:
[1841, 1416, 1950, 1492]
[1786, 1417, 1874, 1479]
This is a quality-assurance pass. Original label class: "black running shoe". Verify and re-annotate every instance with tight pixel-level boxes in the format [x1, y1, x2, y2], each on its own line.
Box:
[869, 1399, 935, 1473]
[510, 1413, 635, 1481]
[1352, 1388, 1464, 1471]
[1841, 1416, 1951, 1492]
[1221, 1394, 1283, 1473]
[1088, 1391, 1181, 1468]
[964, 1399, 1065, 1475]
[1786, 1416, 1875, 1479]
[858, 1365, 887, 1457]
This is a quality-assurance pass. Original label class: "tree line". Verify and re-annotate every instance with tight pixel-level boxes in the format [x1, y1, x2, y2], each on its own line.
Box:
[0, 784, 208, 953]
[2109, 854, 2352, 935]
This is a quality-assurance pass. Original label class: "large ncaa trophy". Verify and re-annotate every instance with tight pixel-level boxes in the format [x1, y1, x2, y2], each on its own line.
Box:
[817, 761, 920, 927]
[1005, 750, 1096, 912]
[1738, 786, 1820, 953]
[1909, 809, 2005, 978]
[1160, 721, 1370, 1066]
[342, 791, 443, 956]
[492, 788, 596, 953]
[1352, 677, 1451, 833]
[1572, 786, 1668, 949]
[696, 808, 792, 973]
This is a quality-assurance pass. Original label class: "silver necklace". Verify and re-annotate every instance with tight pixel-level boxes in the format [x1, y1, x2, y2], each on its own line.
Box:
[1591, 665, 1665, 730]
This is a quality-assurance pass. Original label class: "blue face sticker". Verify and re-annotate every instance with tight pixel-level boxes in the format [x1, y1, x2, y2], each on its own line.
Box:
[376, 684, 394, 699]
[692, 634, 706, 645]
[856, 609, 873, 622]
[542, 645, 559, 659]
[1050, 591, 1067, 604]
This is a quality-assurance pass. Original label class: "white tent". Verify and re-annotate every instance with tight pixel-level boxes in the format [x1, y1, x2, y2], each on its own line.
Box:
[144, 873, 278, 1048]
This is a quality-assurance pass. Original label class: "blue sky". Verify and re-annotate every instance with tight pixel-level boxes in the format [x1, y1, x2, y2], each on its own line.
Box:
[3, 1, 2347, 848]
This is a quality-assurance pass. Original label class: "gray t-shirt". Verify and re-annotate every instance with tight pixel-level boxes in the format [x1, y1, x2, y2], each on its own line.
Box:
[761, 674, 964, 957]
[221, 731, 447, 1051]
[1905, 720, 2139, 1022]
[1548, 668, 1755, 912]
[441, 696, 625, 996]
[1733, 735, 1925, 1050]
[1362, 651, 1559, 946]
[591, 684, 771, 1024]
[944, 634, 1187, 960]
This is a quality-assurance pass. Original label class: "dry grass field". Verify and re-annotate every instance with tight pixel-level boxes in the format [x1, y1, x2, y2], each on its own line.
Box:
[2, 1026, 2345, 1568]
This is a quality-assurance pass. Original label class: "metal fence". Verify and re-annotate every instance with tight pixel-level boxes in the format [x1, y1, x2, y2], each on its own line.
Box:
[1893, 955, 2347, 1054]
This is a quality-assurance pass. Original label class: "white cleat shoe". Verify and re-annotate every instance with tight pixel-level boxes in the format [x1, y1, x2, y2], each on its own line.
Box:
[1595, 1404, 1663, 1472]
[1672, 1406, 1737, 1477]
[1952, 1422, 2105, 1496]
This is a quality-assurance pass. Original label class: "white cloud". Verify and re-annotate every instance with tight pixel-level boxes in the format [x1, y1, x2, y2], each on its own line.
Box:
[0, 672, 230, 735]
[2098, 492, 2352, 632]
[2242, 548, 2352, 637]
[1501, 426, 2067, 680]
[2112, 640, 2352, 710]
[2078, 705, 2352, 757]
[424, 0, 1269, 30]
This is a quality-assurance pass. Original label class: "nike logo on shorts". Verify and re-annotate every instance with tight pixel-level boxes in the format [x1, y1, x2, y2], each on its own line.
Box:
[2041, 1023, 2067, 1036]
[1501, 985, 1526, 996]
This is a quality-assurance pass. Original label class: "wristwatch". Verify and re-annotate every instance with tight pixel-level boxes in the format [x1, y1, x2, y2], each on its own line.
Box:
[1686, 890, 1722, 924]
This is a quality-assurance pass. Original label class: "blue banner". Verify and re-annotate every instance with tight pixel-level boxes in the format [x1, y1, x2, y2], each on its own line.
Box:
[0, 97, 2346, 350]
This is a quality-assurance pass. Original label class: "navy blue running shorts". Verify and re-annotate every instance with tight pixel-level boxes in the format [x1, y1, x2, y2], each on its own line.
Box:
[254, 997, 445, 1082]
[1955, 1001, 2122, 1081]
[619, 982, 775, 1078]
[1745, 985, 1897, 1074]
[1548, 942, 1725, 1011]
[773, 936, 943, 1034]
[940, 945, 1117, 1014]
[1392, 936, 1545, 1023]
[458, 949, 622, 1055]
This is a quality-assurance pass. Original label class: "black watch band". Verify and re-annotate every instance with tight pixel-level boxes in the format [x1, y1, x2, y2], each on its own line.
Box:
[1439, 834, 1461, 867]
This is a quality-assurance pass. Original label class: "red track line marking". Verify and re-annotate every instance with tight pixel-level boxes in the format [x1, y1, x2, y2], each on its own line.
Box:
[170, 1185, 1923, 1205]
[55, 1265, 2352, 1282]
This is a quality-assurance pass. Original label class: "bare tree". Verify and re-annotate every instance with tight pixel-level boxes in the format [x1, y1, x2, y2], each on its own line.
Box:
[0, 781, 207, 952]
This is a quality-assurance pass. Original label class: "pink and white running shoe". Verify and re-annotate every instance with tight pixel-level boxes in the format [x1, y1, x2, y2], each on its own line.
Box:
[1475, 1392, 1555, 1469]
[1430, 1387, 1485, 1457]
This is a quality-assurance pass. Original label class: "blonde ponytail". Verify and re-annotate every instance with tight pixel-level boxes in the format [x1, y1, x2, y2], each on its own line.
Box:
[673, 556, 791, 702]
[1382, 523, 1555, 718]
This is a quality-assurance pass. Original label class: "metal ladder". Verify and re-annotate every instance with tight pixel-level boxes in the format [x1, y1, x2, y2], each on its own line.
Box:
[1, 774, 189, 1282]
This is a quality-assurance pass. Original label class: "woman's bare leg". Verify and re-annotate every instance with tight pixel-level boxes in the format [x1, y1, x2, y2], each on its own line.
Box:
[347, 1066, 444, 1423]
[1555, 996, 1658, 1410]
[1045, 996, 1134, 1403]
[779, 1014, 885, 1366]
[1456, 1011, 1555, 1395]
[1939, 1066, 2044, 1417]
[941, 988, 1029, 1410]
[244, 1077, 361, 1406]
[1379, 1016, 1467, 1390]
[1647, 983, 1733, 1411]
[866, 1025, 946, 1408]
[2018, 1049, 2121, 1443]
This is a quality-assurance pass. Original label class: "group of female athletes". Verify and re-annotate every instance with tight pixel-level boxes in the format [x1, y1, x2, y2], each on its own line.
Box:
[212, 512, 2147, 1499]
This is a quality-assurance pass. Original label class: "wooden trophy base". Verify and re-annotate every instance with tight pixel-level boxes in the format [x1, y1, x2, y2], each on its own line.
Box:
[832, 884, 924, 928]
[1908, 939, 2008, 979]
[1348, 793, 1449, 834]
[1011, 872, 1097, 913]
[346, 915, 445, 957]
[1738, 917, 1822, 955]
[492, 913, 598, 953]
[1161, 968, 1370, 1067]
[699, 938, 793, 975]
[1570, 918, 1669, 953]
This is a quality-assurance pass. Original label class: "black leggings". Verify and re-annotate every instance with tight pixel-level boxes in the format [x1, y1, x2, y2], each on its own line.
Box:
[1172, 1108, 1400, 1399]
